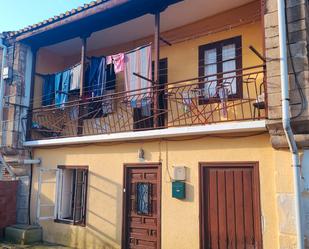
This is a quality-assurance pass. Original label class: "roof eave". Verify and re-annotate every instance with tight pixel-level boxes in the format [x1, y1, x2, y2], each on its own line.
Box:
[8, 0, 183, 48]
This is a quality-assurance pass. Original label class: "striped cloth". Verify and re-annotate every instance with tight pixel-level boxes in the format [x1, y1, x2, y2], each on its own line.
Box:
[124, 45, 152, 107]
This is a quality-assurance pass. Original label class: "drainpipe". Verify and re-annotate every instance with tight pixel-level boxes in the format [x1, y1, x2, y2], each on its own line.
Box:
[0, 35, 7, 139]
[5, 158, 41, 165]
[277, 0, 304, 248]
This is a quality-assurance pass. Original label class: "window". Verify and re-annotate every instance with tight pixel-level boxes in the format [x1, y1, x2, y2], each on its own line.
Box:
[136, 183, 151, 215]
[56, 166, 88, 226]
[198, 36, 242, 103]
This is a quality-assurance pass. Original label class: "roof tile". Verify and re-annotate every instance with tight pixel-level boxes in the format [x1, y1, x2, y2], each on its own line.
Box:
[5, 0, 110, 38]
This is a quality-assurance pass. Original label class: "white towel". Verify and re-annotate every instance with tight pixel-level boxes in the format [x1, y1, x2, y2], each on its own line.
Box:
[70, 64, 81, 90]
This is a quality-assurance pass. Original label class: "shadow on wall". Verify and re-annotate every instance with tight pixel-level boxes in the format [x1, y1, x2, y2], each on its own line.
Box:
[32, 168, 123, 249]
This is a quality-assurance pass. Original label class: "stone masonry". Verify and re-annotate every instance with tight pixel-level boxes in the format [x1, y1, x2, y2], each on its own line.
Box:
[265, 0, 309, 147]
[0, 41, 32, 224]
[264, 0, 309, 248]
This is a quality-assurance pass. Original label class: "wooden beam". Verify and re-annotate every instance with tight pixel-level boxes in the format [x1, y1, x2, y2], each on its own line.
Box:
[78, 36, 88, 135]
[153, 12, 160, 128]
[26, 48, 37, 141]
[80, 37, 87, 97]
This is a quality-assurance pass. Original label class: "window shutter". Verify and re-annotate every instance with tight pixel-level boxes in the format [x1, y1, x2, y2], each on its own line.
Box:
[73, 169, 88, 225]
[36, 168, 59, 222]
[59, 169, 74, 219]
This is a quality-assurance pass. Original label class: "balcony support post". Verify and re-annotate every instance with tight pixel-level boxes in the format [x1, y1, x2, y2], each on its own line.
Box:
[26, 47, 37, 141]
[153, 11, 160, 128]
[78, 35, 89, 135]
[80, 36, 87, 98]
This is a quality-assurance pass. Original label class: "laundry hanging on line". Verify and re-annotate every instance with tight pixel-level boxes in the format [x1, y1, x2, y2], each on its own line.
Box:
[107, 53, 125, 73]
[124, 45, 152, 116]
[84, 57, 116, 96]
[55, 69, 71, 108]
[70, 64, 81, 91]
[40, 44, 150, 110]
[42, 74, 55, 106]
[41, 63, 80, 107]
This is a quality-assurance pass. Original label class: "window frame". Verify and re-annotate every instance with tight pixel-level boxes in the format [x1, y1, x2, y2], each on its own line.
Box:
[198, 36, 243, 105]
[55, 165, 88, 227]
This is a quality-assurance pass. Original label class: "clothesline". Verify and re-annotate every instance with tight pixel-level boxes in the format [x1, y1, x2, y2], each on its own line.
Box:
[37, 43, 152, 78]
[125, 43, 152, 55]
[38, 44, 153, 114]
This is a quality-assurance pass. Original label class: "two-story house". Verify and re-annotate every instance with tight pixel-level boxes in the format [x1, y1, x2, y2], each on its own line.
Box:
[0, 0, 309, 248]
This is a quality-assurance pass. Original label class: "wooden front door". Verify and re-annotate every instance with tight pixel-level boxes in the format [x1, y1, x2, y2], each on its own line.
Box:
[122, 164, 161, 249]
[199, 162, 262, 249]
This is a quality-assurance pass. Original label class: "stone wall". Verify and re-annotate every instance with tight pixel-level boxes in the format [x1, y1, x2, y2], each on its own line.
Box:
[2, 43, 29, 150]
[264, 0, 309, 248]
[265, 0, 309, 148]
[0, 41, 32, 224]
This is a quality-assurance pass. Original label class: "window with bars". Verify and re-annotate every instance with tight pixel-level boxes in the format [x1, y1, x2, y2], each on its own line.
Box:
[136, 182, 152, 215]
[56, 166, 88, 226]
[198, 36, 242, 103]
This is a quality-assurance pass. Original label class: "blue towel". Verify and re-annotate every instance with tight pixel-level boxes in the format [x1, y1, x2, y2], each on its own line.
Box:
[85, 57, 106, 97]
[42, 74, 55, 106]
[55, 69, 71, 108]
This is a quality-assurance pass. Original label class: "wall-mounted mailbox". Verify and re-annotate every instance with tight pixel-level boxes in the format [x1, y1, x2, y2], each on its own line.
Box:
[172, 181, 185, 199]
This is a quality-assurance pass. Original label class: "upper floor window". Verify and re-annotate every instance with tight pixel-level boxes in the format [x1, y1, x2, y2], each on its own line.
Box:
[198, 36, 242, 102]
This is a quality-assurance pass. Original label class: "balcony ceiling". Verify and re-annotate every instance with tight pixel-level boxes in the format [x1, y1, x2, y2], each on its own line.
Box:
[45, 0, 255, 57]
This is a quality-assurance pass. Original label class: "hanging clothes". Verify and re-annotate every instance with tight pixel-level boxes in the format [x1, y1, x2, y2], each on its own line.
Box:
[106, 64, 116, 91]
[85, 57, 106, 97]
[55, 72, 62, 107]
[107, 53, 125, 73]
[42, 74, 55, 106]
[124, 45, 152, 113]
[55, 69, 71, 108]
[70, 64, 81, 91]
[182, 91, 192, 113]
[85, 57, 117, 118]
[218, 86, 228, 118]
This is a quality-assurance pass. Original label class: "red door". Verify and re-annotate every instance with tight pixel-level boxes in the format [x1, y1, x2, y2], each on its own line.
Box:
[199, 162, 262, 249]
[122, 164, 161, 249]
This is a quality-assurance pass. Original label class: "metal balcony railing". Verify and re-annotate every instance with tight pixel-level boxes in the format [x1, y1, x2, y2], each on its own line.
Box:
[29, 65, 266, 140]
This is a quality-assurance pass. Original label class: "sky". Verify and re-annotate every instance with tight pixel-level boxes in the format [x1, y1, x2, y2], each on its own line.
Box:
[0, 0, 93, 32]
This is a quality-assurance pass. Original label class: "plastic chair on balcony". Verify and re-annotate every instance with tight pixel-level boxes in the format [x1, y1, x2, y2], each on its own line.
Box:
[253, 82, 265, 119]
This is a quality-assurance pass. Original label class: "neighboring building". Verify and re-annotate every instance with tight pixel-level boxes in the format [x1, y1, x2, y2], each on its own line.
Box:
[0, 0, 308, 248]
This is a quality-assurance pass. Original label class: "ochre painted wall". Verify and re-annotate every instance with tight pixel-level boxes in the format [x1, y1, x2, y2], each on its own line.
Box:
[30, 134, 292, 249]
[33, 0, 263, 109]
[31, 7, 264, 138]
[27, 2, 289, 249]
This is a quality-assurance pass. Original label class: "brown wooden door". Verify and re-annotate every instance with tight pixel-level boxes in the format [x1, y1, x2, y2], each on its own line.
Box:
[122, 164, 161, 249]
[199, 162, 262, 249]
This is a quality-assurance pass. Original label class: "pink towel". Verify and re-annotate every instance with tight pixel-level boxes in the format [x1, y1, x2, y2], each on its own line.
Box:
[106, 56, 112, 65]
[107, 53, 124, 73]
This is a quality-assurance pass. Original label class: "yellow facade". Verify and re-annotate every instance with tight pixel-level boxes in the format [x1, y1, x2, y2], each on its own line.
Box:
[28, 2, 299, 249]
[30, 134, 295, 249]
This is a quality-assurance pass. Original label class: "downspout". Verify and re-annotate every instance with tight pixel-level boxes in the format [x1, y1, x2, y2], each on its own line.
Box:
[0, 35, 7, 145]
[277, 0, 304, 248]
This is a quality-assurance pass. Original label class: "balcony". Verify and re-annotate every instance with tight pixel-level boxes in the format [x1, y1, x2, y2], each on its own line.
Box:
[29, 65, 266, 141]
